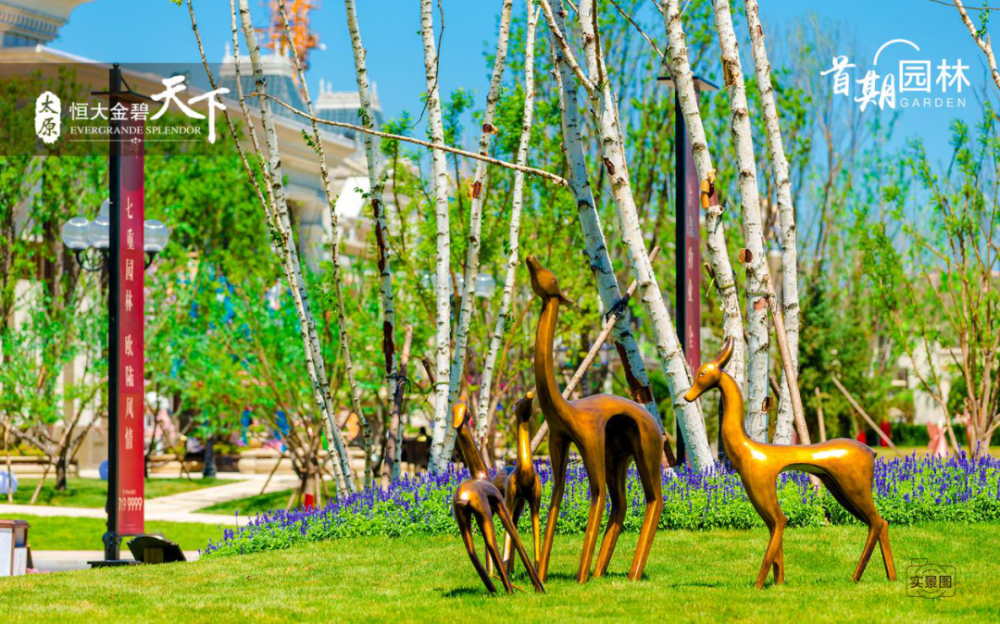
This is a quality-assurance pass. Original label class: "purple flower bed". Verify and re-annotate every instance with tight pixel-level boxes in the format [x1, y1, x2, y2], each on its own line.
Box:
[202, 452, 1000, 558]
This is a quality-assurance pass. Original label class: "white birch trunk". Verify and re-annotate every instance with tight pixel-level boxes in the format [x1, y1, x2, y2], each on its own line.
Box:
[549, 4, 662, 431]
[237, 0, 356, 493]
[711, 0, 770, 443]
[663, 0, 746, 397]
[343, 0, 400, 468]
[570, 0, 712, 470]
[422, 0, 455, 473]
[440, 0, 515, 463]
[744, 0, 800, 444]
[277, 0, 374, 490]
[476, 4, 538, 450]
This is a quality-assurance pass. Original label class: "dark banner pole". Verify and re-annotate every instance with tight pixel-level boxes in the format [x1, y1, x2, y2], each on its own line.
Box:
[92, 63, 149, 566]
[666, 75, 716, 467]
[103, 63, 122, 562]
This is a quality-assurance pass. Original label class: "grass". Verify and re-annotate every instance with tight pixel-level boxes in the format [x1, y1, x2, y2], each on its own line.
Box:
[197, 489, 294, 516]
[11, 514, 231, 551]
[874, 445, 998, 460]
[6, 477, 230, 508]
[0, 522, 995, 621]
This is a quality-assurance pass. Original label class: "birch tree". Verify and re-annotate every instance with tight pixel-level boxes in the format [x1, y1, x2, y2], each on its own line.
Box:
[550, 1, 662, 429]
[476, 3, 538, 453]
[951, 0, 1000, 93]
[235, 0, 358, 492]
[709, 0, 771, 442]
[743, 0, 801, 444]
[275, 0, 375, 489]
[662, 0, 746, 399]
[439, 0, 515, 465]
[711, 0, 810, 445]
[343, 0, 402, 476]
[542, 0, 713, 469]
[422, 0, 456, 473]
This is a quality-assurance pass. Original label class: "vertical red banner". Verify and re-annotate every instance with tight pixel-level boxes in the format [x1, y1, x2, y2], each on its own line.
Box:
[682, 131, 701, 374]
[117, 113, 145, 536]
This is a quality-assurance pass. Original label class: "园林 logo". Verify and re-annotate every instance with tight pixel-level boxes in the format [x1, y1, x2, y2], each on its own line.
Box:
[35, 91, 61, 144]
[906, 559, 956, 599]
[821, 39, 969, 113]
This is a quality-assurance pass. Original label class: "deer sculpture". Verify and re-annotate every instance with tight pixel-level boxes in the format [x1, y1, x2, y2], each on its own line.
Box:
[450, 403, 545, 595]
[527, 255, 673, 584]
[684, 339, 897, 588]
[492, 391, 542, 575]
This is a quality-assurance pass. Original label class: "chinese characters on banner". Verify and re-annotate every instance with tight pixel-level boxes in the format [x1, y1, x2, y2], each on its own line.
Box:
[117, 107, 145, 536]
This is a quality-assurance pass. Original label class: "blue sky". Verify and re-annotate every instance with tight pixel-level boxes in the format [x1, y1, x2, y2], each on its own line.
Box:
[55, 0, 999, 167]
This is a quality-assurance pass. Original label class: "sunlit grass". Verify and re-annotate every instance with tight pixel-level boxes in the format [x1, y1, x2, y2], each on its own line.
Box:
[0, 522, 995, 622]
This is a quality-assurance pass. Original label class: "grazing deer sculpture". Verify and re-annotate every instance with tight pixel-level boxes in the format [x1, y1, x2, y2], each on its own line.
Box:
[684, 339, 897, 588]
[492, 391, 542, 575]
[450, 403, 545, 595]
[527, 255, 674, 584]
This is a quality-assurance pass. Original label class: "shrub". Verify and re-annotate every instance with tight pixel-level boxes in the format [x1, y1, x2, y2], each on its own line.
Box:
[202, 453, 1000, 558]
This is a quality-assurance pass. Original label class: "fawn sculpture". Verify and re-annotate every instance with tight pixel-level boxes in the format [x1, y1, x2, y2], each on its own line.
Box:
[527, 255, 672, 584]
[450, 403, 545, 595]
[492, 391, 542, 575]
[684, 339, 897, 588]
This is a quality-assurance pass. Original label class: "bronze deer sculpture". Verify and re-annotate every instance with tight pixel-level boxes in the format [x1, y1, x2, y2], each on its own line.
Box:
[492, 391, 542, 575]
[684, 339, 897, 588]
[527, 255, 674, 584]
[450, 403, 545, 594]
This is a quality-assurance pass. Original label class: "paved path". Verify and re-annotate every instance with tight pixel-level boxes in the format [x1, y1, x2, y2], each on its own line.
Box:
[30, 550, 201, 572]
[0, 472, 299, 525]
[146, 473, 298, 516]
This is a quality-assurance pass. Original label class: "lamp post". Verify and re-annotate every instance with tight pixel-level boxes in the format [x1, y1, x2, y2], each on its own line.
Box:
[61, 200, 169, 563]
[61, 199, 170, 270]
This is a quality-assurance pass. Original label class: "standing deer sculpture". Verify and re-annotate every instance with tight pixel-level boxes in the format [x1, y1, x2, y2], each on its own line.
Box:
[492, 391, 542, 575]
[684, 339, 897, 588]
[527, 255, 674, 584]
[450, 403, 545, 595]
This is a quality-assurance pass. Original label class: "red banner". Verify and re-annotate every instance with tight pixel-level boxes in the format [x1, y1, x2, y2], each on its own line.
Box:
[116, 113, 145, 535]
[681, 127, 701, 373]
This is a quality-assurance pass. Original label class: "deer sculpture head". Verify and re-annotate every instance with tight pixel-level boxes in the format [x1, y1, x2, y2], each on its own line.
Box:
[514, 391, 535, 424]
[452, 402, 470, 430]
[683, 338, 734, 402]
[526, 255, 572, 305]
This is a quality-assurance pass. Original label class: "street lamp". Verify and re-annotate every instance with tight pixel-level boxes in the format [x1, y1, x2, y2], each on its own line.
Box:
[61, 198, 171, 270]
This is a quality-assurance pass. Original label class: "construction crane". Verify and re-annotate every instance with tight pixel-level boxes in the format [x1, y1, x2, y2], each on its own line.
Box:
[262, 0, 320, 71]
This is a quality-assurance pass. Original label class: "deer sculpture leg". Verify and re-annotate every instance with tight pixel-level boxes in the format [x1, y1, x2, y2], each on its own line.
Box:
[494, 493, 546, 592]
[475, 508, 514, 594]
[529, 479, 542, 572]
[577, 448, 608, 584]
[455, 505, 497, 594]
[817, 470, 896, 582]
[502, 496, 526, 574]
[745, 480, 786, 589]
[628, 435, 664, 581]
[538, 435, 568, 582]
[594, 454, 629, 578]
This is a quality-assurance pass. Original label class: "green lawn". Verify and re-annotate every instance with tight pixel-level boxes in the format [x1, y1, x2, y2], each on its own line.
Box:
[6, 477, 230, 508]
[197, 489, 294, 516]
[0, 522, 995, 621]
[10, 514, 230, 551]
